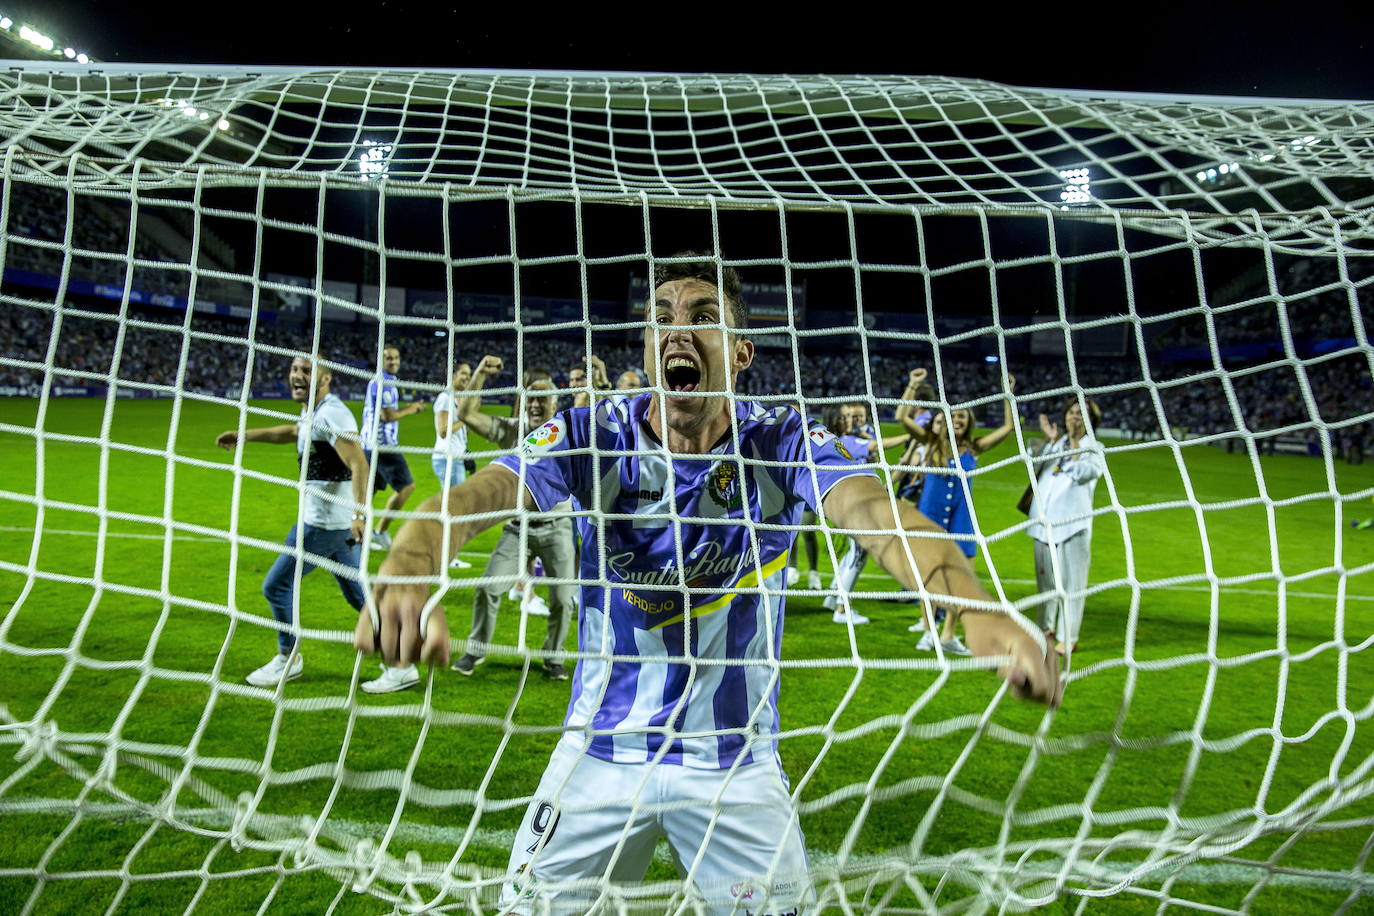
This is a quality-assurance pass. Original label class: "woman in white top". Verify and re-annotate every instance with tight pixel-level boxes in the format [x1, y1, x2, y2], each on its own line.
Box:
[1027, 397, 1106, 656]
[432, 363, 473, 489]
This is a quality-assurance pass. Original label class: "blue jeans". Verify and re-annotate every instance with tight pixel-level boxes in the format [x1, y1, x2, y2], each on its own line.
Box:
[431, 454, 467, 489]
[262, 524, 365, 654]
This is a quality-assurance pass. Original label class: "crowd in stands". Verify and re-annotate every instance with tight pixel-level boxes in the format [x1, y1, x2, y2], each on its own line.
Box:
[4, 299, 1369, 458]
[4, 181, 1370, 455]
[1157, 257, 1372, 350]
[7, 184, 193, 298]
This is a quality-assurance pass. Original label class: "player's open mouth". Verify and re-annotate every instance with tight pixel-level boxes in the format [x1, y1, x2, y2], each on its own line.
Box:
[663, 356, 701, 393]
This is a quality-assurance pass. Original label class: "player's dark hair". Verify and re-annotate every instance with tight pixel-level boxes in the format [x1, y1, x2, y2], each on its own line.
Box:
[653, 252, 749, 330]
[298, 353, 331, 379]
[524, 368, 553, 387]
[1063, 396, 1103, 429]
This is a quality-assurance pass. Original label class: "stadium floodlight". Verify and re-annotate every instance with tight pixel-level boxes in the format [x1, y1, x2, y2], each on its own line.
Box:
[217, 118, 230, 130]
[18, 24, 53, 51]
[1058, 166, 1091, 206]
[358, 140, 393, 180]
[0, 16, 11, 30]
[76, 53, 87, 63]
[63, 47, 75, 59]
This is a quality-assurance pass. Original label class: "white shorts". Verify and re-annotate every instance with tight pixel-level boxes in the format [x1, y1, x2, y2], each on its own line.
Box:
[501, 737, 812, 915]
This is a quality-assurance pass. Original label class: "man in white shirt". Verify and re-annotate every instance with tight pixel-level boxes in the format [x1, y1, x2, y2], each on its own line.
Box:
[1027, 397, 1106, 656]
[215, 355, 419, 693]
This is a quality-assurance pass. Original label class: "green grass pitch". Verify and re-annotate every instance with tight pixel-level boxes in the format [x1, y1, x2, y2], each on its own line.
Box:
[0, 396, 1371, 914]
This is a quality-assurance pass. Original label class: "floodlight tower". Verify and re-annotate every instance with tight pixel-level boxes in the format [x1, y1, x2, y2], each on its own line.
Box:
[356, 140, 393, 330]
[1057, 167, 1093, 320]
[358, 140, 393, 182]
[1059, 168, 1092, 208]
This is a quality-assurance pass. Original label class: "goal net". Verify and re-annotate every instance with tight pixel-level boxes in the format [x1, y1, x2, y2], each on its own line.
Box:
[1, 64, 1372, 914]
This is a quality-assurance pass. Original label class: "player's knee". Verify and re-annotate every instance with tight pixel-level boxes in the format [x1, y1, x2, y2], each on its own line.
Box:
[262, 572, 289, 604]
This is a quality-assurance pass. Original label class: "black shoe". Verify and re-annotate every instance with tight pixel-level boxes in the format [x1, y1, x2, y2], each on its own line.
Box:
[543, 661, 569, 681]
[452, 654, 484, 676]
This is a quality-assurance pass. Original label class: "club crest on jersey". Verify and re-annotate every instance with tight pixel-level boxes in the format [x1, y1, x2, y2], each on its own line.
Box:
[731, 883, 756, 900]
[521, 419, 565, 462]
[707, 461, 743, 510]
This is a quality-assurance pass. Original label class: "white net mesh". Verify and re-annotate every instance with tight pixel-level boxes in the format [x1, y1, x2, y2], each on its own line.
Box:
[1, 64, 1372, 914]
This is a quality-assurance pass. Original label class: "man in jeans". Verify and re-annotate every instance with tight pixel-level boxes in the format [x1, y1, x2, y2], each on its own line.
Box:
[450, 355, 576, 680]
[215, 354, 419, 693]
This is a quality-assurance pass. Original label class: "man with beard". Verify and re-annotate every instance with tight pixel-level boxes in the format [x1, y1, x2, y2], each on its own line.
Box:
[355, 256, 1060, 914]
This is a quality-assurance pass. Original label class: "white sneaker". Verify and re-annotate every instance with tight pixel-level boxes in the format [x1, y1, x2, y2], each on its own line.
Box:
[449, 556, 473, 569]
[370, 530, 392, 551]
[507, 586, 525, 601]
[785, 567, 800, 587]
[822, 594, 838, 612]
[915, 632, 936, 652]
[908, 620, 926, 633]
[246, 653, 302, 687]
[940, 637, 972, 657]
[832, 607, 870, 625]
[806, 570, 822, 590]
[522, 593, 550, 617]
[361, 664, 419, 694]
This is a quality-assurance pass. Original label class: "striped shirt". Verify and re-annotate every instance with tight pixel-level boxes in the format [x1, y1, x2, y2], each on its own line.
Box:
[494, 395, 875, 770]
[362, 371, 399, 448]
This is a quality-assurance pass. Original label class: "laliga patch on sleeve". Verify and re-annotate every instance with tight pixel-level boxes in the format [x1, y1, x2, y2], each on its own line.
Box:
[806, 427, 835, 449]
[807, 425, 856, 462]
[521, 419, 566, 462]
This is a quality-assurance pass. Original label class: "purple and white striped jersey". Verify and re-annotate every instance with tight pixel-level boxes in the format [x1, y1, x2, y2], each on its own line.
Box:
[362, 371, 399, 448]
[494, 394, 875, 770]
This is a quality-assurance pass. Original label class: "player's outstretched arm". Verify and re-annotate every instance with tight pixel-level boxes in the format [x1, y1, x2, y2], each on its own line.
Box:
[823, 474, 1062, 706]
[457, 355, 503, 440]
[355, 463, 529, 667]
[215, 424, 298, 449]
[972, 374, 1018, 455]
[895, 368, 930, 437]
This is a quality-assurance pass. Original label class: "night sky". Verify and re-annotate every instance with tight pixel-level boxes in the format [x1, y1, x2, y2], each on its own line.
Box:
[10, 3, 1374, 100]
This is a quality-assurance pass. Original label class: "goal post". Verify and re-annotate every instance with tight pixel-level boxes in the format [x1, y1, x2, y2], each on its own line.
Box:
[0, 63, 1372, 914]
